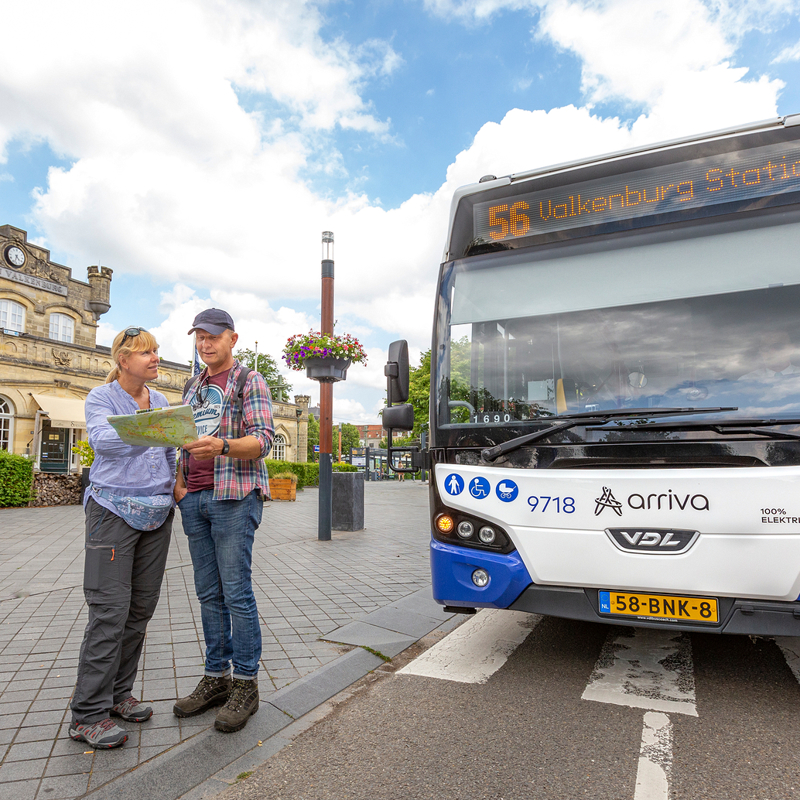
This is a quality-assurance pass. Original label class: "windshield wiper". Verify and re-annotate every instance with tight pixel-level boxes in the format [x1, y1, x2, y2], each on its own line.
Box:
[614, 417, 800, 441]
[480, 407, 738, 462]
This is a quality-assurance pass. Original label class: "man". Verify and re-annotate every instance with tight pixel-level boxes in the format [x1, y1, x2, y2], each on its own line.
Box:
[173, 308, 273, 732]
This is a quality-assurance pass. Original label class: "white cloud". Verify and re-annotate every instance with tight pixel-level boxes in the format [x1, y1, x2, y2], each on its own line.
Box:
[0, 0, 794, 420]
[773, 40, 800, 63]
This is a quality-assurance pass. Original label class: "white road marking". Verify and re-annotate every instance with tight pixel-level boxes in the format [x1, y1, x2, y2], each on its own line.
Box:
[634, 712, 672, 800]
[776, 637, 800, 684]
[397, 609, 539, 684]
[583, 628, 697, 800]
[582, 627, 697, 716]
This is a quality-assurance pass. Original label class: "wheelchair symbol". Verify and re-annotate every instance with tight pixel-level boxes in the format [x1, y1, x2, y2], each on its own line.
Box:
[496, 480, 519, 502]
[469, 477, 490, 499]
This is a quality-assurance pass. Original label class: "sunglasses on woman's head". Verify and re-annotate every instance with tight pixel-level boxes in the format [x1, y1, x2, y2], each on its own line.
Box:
[122, 327, 146, 346]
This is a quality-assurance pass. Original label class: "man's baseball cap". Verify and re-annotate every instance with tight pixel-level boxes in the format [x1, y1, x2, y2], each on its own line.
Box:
[188, 308, 235, 336]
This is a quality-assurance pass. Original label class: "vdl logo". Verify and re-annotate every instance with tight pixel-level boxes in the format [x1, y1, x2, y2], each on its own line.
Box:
[606, 528, 700, 554]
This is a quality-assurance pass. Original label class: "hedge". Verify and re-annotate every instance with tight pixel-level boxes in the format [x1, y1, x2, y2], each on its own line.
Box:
[0, 451, 35, 507]
[265, 459, 360, 486]
[265, 460, 319, 487]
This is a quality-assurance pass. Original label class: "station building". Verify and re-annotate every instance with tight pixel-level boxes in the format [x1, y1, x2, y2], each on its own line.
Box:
[0, 225, 309, 473]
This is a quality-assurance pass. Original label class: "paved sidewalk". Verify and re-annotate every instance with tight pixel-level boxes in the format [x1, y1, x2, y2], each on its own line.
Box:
[0, 482, 449, 799]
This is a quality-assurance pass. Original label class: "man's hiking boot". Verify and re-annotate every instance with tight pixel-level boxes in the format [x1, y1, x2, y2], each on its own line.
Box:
[111, 696, 153, 722]
[69, 718, 128, 749]
[173, 675, 232, 718]
[214, 677, 259, 733]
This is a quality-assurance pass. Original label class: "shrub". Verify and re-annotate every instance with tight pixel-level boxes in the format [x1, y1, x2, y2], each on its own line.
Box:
[71, 440, 95, 467]
[271, 471, 298, 484]
[0, 451, 35, 507]
[265, 460, 320, 487]
[332, 462, 359, 472]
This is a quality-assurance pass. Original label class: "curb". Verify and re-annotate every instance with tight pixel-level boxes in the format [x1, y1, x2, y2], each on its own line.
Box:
[82, 587, 457, 800]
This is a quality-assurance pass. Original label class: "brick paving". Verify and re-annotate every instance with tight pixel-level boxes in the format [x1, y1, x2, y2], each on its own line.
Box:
[0, 481, 433, 799]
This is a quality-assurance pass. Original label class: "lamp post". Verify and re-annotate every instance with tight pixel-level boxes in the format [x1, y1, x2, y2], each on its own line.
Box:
[318, 231, 334, 541]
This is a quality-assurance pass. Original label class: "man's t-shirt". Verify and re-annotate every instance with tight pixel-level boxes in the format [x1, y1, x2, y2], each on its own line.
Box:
[186, 370, 228, 492]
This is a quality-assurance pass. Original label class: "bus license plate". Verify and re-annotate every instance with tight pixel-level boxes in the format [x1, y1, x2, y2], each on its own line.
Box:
[599, 591, 718, 623]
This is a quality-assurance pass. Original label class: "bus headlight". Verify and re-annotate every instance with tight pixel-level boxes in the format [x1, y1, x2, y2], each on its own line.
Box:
[435, 514, 455, 534]
[457, 521, 474, 539]
[472, 569, 490, 587]
[478, 526, 496, 544]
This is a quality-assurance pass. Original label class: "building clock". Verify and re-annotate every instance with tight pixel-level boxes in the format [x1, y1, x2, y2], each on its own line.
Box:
[4, 245, 26, 268]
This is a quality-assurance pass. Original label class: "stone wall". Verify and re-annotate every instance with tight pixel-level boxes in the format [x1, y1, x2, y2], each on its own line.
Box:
[31, 473, 82, 506]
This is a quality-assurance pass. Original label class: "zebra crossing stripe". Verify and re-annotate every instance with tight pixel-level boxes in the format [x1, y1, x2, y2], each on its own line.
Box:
[397, 609, 539, 684]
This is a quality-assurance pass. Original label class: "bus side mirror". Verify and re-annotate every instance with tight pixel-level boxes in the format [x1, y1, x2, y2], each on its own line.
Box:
[385, 340, 410, 403]
[383, 403, 414, 431]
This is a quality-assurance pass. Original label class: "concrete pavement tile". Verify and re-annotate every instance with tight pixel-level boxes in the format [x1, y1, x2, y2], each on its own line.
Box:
[4, 738, 53, 761]
[0, 701, 31, 715]
[0, 713, 25, 729]
[140, 726, 181, 747]
[38, 772, 91, 798]
[44, 752, 95, 776]
[0, 757, 47, 781]
[11, 723, 60, 743]
[359, 604, 446, 638]
[322, 620, 418, 657]
[27, 699, 69, 714]
[22, 709, 67, 726]
[0, 779, 37, 799]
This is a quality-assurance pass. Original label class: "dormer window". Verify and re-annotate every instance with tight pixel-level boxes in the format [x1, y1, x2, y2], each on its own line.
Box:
[0, 299, 25, 333]
[49, 313, 74, 343]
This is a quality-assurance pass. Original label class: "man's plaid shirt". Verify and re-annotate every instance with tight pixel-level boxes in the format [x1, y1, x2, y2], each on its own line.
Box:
[183, 360, 274, 501]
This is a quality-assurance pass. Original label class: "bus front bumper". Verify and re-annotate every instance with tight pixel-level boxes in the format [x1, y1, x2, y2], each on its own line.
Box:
[431, 540, 800, 635]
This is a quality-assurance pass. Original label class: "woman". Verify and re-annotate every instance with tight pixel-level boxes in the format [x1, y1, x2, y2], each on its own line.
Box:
[69, 327, 176, 749]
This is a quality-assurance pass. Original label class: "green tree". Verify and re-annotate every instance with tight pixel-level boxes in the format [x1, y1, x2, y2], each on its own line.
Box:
[337, 423, 361, 460]
[307, 413, 319, 461]
[408, 349, 431, 437]
[234, 348, 292, 401]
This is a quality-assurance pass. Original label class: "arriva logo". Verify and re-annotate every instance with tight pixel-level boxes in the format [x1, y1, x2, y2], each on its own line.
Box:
[594, 486, 710, 516]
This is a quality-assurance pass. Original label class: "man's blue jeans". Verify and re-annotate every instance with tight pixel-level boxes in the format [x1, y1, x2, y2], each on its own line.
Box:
[178, 489, 263, 678]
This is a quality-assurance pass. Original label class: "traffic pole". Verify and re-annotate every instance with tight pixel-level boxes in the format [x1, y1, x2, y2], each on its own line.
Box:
[318, 231, 334, 541]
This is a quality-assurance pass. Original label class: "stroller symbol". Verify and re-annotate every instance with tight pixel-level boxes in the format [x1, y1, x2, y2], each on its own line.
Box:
[495, 479, 518, 502]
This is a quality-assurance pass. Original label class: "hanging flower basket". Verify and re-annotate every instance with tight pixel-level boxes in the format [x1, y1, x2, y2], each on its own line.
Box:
[304, 356, 351, 383]
[282, 331, 367, 383]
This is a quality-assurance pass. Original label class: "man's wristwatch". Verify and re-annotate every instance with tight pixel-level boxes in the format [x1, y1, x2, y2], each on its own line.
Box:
[220, 439, 230, 456]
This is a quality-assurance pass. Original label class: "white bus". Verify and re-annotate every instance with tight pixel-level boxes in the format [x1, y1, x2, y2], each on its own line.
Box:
[384, 114, 800, 634]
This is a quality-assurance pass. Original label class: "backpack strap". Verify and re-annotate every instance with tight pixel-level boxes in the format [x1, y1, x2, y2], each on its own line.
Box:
[182, 373, 201, 402]
[232, 367, 253, 435]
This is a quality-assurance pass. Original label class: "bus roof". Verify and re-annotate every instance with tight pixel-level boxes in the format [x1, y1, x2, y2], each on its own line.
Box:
[442, 113, 800, 263]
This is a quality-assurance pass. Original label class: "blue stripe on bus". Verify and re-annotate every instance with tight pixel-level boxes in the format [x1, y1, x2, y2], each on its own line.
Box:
[430, 539, 532, 609]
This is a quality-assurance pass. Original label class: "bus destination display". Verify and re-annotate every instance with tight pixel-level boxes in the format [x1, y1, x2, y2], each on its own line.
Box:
[473, 139, 800, 244]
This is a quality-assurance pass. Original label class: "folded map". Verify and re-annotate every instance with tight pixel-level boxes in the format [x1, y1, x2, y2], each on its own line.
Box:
[108, 404, 198, 448]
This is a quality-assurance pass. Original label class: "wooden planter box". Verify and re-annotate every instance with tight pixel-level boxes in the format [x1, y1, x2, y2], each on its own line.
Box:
[270, 478, 296, 501]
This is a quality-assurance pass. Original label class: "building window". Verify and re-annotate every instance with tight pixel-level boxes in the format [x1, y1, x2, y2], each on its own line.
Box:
[0, 396, 13, 452]
[0, 299, 25, 333]
[49, 313, 75, 343]
[273, 434, 286, 461]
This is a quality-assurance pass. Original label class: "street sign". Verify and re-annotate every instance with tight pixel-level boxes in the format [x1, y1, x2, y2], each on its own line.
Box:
[314, 445, 320, 453]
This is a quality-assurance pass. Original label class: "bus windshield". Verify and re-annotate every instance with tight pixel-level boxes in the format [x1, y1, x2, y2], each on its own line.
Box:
[438, 215, 800, 428]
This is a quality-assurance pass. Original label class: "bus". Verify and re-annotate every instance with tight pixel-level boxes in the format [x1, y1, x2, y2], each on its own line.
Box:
[383, 114, 800, 635]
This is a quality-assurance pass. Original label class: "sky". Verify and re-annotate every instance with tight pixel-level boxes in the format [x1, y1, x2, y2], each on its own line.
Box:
[1, 0, 799, 423]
